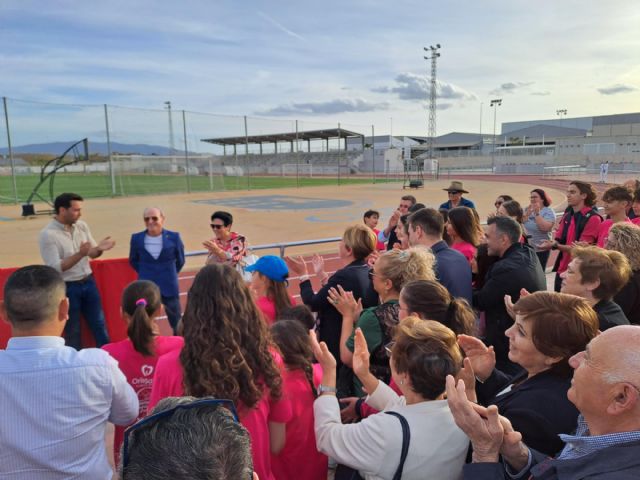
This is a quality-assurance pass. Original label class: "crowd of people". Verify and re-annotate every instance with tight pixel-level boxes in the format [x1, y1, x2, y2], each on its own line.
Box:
[2, 177, 640, 479]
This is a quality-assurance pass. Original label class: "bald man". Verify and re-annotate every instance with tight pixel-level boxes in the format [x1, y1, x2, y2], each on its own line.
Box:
[129, 208, 185, 333]
[447, 325, 640, 479]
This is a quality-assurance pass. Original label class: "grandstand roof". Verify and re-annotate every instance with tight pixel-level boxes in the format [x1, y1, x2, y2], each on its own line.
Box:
[202, 128, 363, 146]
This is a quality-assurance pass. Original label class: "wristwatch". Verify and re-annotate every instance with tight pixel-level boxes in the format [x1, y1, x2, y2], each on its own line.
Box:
[318, 384, 337, 395]
[551, 241, 559, 250]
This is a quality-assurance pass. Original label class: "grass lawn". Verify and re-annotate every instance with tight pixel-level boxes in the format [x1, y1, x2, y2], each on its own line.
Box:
[0, 173, 401, 203]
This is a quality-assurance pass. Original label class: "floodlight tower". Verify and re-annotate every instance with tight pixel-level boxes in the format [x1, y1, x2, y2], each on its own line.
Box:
[164, 101, 175, 156]
[556, 108, 567, 127]
[490, 98, 502, 172]
[424, 44, 441, 161]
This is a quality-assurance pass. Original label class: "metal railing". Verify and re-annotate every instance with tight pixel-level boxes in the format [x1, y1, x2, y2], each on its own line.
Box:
[185, 236, 343, 259]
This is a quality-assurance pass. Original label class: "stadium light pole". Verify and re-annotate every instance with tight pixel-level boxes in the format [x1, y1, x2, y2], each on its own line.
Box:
[490, 98, 502, 172]
[424, 44, 441, 162]
[556, 108, 567, 127]
[164, 101, 175, 156]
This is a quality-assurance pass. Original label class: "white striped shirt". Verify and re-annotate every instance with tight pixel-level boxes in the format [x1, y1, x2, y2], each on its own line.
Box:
[0, 336, 139, 479]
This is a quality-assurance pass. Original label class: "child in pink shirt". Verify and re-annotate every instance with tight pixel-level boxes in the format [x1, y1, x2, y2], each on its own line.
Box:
[270, 320, 328, 480]
[147, 263, 292, 480]
[102, 280, 183, 465]
[246, 255, 295, 324]
[446, 206, 481, 265]
[364, 209, 386, 251]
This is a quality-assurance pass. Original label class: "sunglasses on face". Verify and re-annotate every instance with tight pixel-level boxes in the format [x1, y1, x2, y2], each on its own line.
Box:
[448, 191, 460, 195]
[121, 399, 241, 476]
[210, 224, 225, 230]
[494, 201, 503, 207]
[144, 216, 159, 222]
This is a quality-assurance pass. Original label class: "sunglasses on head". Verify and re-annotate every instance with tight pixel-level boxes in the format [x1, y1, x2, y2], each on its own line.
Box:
[384, 340, 396, 357]
[210, 224, 225, 229]
[121, 398, 241, 476]
[144, 216, 159, 222]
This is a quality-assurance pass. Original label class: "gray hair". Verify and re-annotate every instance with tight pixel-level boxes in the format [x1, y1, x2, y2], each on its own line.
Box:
[487, 216, 521, 245]
[3, 265, 66, 326]
[120, 396, 253, 480]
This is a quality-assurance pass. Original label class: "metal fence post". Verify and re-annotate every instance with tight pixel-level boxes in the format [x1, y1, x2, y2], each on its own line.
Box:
[2, 97, 19, 204]
[244, 115, 250, 190]
[103, 104, 116, 196]
[182, 110, 191, 193]
[371, 125, 375, 184]
[295, 120, 300, 188]
[337, 122, 341, 186]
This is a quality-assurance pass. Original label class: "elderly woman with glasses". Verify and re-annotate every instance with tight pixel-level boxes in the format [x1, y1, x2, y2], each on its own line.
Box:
[328, 247, 436, 396]
[458, 291, 599, 456]
[311, 318, 468, 480]
[203, 210, 248, 267]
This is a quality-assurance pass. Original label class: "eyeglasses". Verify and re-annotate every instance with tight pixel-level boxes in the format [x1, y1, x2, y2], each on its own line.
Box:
[121, 398, 240, 475]
[494, 201, 503, 207]
[448, 191, 461, 195]
[144, 216, 159, 222]
[368, 269, 380, 280]
[210, 224, 225, 230]
[384, 340, 396, 357]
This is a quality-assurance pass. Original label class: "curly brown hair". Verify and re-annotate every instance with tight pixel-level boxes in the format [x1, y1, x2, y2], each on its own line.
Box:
[180, 263, 282, 409]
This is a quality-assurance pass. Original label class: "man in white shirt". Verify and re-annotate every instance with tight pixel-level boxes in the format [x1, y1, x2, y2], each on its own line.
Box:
[0, 265, 139, 479]
[38, 192, 115, 349]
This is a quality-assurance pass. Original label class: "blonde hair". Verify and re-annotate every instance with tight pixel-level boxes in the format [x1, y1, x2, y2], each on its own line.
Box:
[376, 247, 436, 292]
[608, 223, 640, 271]
[342, 224, 376, 260]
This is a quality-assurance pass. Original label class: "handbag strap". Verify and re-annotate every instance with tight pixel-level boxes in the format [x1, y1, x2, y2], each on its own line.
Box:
[385, 411, 411, 480]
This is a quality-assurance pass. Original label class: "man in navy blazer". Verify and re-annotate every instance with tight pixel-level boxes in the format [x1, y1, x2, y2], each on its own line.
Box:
[407, 207, 473, 304]
[129, 207, 185, 333]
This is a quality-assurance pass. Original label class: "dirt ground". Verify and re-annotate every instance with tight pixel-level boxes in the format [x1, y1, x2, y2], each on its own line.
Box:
[0, 177, 566, 269]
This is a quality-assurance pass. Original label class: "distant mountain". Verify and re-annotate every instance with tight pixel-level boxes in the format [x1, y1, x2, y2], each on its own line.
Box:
[0, 141, 176, 156]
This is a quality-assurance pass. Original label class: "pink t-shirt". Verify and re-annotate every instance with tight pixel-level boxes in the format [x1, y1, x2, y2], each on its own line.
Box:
[597, 218, 632, 247]
[633, 217, 640, 226]
[256, 295, 297, 324]
[148, 348, 293, 480]
[271, 363, 327, 480]
[102, 335, 184, 463]
[451, 241, 476, 265]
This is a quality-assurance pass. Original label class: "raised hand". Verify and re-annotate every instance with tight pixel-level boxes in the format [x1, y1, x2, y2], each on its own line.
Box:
[445, 376, 504, 463]
[285, 255, 308, 276]
[457, 334, 495, 382]
[309, 329, 336, 371]
[456, 357, 477, 403]
[97, 237, 115, 252]
[352, 328, 371, 381]
[311, 254, 325, 276]
[327, 285, 361, 319]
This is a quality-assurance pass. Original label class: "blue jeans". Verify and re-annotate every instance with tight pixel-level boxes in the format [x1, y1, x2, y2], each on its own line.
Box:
[65, 277, 110, 350]
[162, 294, 182, 334]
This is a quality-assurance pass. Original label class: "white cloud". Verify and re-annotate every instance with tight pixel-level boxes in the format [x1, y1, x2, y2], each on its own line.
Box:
[372, 73, 477, 102]
[489, 82, 535, 95]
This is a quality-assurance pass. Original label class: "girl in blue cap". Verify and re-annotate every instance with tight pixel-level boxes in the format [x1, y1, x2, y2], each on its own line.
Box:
[246, 255, 295, 323]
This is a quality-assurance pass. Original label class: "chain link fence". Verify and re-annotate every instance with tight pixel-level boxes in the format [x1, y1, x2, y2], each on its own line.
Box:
[0, 97, 409, 204]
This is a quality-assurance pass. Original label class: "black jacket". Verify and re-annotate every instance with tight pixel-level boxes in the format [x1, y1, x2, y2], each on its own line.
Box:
[299, 259, 378, 362]
[473, 243, 546, 364]
[477, 369, 578, 457]
[462, 439, 640, 479]
[613, 270, 640, 325]
[593, 299, 629, 331]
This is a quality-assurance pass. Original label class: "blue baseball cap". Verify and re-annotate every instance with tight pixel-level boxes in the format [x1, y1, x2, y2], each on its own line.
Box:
[245, 255, 289, 282]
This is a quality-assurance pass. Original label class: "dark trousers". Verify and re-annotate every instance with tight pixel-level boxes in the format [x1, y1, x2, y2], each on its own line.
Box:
[65, 277, 110, 350]
[162, 294, 182, 334]
[536, 250, 550, 272]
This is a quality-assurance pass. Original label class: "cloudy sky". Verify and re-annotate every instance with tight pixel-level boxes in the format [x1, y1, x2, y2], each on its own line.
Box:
[1, 0, 639, 147]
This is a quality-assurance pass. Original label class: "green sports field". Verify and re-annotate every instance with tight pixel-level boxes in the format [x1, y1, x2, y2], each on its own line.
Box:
[0, 173, 402, 203]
